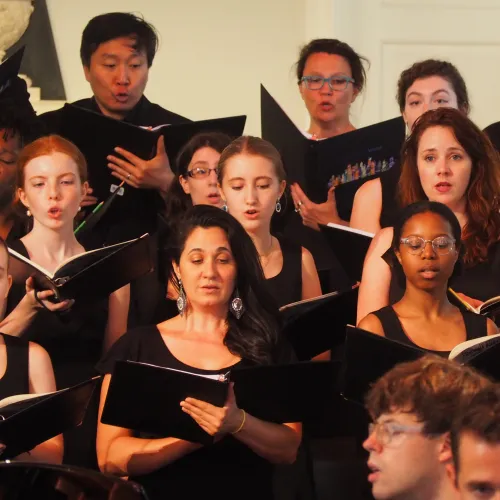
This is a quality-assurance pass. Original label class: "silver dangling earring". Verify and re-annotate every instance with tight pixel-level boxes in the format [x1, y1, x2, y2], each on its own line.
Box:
[222, 203, 228, 212]
[177, 278, 187, 316]
[275, 199, 282, 213]
[26, 209, 31, 217]
[230, 289, 244, 319]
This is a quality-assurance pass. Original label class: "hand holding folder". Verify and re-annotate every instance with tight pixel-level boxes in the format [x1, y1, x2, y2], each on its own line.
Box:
[101, 360, 339, 444]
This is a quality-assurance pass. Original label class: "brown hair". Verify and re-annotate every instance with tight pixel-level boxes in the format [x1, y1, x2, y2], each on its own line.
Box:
[397, 59, 470, 114]
[398, 108, 500, 265]
[16, 135, 88, 189]
[366, 355, 490, 435]
[295, 39, 369, 93]
[451, 383, 500, 474]
[217, 136, 286, 184]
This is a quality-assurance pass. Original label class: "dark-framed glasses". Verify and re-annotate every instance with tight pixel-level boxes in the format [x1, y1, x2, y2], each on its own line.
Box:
[400, 236, 456, 256]
[300, 75, 355, 91]
[186, 166, 218, 179]
[368, 421, 426, 446]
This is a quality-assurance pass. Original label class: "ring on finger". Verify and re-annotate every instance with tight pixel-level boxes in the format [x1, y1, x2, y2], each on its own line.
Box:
[127, 173, 132, 180]
[297, 200, 303, 207]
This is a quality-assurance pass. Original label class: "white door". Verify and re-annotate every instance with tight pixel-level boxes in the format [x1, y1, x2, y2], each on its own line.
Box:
[330, 0, 500, 129]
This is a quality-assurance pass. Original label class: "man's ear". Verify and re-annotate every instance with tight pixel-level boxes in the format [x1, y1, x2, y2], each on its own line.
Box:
[83, 64, 91, 83]
[438, 432, 453, 464]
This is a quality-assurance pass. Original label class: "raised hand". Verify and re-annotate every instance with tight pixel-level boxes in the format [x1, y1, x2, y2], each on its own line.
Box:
[107, 135, 174, 194]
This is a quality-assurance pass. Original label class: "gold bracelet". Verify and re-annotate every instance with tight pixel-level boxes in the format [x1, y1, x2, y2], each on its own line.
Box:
[232, 409, 246, 434]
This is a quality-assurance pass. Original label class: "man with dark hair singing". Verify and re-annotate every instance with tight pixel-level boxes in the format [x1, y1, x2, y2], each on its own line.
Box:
[41, 12, 188, 196]
[450, 383, 500, 499]
[363, 356, 490, 500]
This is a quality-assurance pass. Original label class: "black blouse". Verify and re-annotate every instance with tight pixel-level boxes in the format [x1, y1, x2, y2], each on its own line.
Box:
[97, 325, 296, 500]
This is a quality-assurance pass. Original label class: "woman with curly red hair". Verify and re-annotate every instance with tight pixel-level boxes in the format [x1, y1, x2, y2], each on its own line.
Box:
[357, 107, 500, 321]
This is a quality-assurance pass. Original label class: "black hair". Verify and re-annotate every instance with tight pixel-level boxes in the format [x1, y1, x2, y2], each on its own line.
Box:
[0, 78, 43, 145]
[160, 132, 233, 284]
[387, 200, 463, 280]
[392, 201, 462, 252]
[295, 38, 369, 92]
[171, 205, 281, 365]
[80, 12, 159, 67]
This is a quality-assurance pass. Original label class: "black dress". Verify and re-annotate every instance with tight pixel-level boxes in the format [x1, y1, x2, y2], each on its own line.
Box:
[372, 305, 487, 357]
[266, 237, 302, 308]
[389, 241, 500, 304]
[6, 240, 108, 469]
[97, 325, 296, 500]
[0, 333, 29, 400]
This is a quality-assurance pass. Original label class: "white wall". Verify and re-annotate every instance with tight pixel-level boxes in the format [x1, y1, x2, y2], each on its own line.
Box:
[45, 0, 312, 136]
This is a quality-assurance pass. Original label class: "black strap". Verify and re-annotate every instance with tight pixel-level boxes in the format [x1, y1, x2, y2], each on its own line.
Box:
[0, 334, 29, 398]
[372, 306, 408, 343]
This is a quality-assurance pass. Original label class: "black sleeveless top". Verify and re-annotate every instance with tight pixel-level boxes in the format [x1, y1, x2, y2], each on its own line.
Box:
[0, 333, 29, 400]
[372, 306, 487, 357]
[265, 237, 302, 308]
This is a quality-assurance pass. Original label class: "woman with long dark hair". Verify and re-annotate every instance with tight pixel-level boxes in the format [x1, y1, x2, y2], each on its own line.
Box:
[97, 205, 301, 500]
[357, 107, 500, 321]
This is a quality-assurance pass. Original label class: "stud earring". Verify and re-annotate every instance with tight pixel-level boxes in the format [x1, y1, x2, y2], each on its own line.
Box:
[230, 289, 244, 319]
[177, 278, 187, 316]
[275, 199, 282, 213]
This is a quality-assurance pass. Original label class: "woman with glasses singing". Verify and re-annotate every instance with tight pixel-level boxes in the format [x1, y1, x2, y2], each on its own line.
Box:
[130, 132, 234, 327]
[289, 39, 369, 229]
[358, 201, 497, 353]
[357, 108, 500, 322]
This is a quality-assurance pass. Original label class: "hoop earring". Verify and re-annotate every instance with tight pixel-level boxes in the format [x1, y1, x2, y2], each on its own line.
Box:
[275, 200, 282, 213]
[177, 278, 187, 316]
[230, 289, 244, 319]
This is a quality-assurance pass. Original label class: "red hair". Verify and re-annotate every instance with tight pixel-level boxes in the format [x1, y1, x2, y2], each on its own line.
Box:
[398, 108, 500, 265]
[16, 135, 88, 189]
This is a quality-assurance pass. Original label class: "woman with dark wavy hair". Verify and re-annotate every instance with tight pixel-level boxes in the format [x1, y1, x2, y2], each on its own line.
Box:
[96, 205, 301, 500]
[357, 107, 500, 322]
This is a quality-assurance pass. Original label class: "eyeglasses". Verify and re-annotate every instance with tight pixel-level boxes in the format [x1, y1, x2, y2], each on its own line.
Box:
[400, 236, 456, 256]
[368, 421, 426, 446]
[186, 167, 218, 179]
[300, 75, 355, 91]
